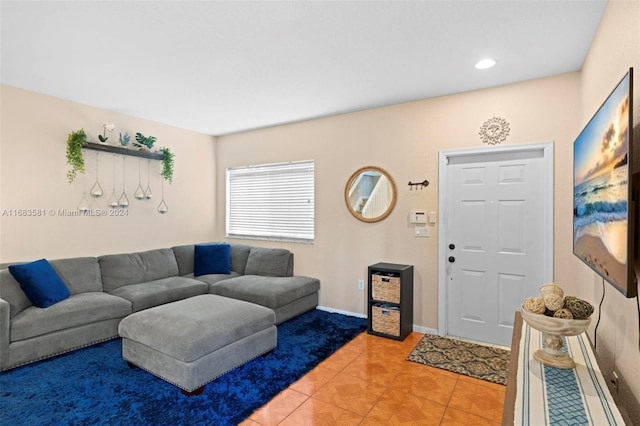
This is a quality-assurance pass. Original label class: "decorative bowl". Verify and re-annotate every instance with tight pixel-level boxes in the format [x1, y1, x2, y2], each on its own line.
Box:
[521, 308, 591, 369]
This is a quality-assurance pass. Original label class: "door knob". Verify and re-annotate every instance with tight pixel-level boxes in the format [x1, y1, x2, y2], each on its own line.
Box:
[449, 244, 455, 250]
[448, 256, 455, 263]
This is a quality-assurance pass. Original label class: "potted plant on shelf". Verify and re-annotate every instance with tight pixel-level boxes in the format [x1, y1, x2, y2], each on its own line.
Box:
[160, 147, 174, 184]
[66, 129, 87, 183]
[98, 122, 115, 143]
[133, 132, 156, 151]
[119, 132, 130, 147]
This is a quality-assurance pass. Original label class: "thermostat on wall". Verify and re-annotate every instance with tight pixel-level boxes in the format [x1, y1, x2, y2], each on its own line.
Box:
[409, 210, 427, 224]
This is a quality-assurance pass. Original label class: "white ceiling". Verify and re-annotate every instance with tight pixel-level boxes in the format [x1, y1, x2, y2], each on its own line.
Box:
[1, 1, 607, 136]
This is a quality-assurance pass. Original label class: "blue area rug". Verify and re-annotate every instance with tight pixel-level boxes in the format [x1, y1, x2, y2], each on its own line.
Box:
[0, 309, 366, 426]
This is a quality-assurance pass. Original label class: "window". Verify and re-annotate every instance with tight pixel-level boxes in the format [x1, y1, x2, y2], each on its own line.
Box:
[226, 160, 315, 243]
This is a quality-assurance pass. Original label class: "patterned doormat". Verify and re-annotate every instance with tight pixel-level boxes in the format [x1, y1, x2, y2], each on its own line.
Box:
[407, 334, 510, 385]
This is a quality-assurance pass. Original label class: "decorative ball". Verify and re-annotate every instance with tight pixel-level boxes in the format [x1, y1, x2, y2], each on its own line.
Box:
[565, 298, 594, 320]
[543, 293, 564, 311]
[523, 297, 546, 314]
[540, 283, 564, 299]
[553, 308, 574, 319]
[564, 295, 578, 303]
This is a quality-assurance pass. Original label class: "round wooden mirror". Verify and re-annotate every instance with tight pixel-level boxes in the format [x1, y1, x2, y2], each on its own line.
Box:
[344, 166, 397, 223]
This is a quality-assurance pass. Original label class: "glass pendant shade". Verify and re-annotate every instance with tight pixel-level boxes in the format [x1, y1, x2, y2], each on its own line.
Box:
[78, 168, 91, 212]
[108, 154, 119, 207]
[90, 180, 104, 198]
[108, 190, 119, 208]
[119, 156, 129, 208]
[144, 160, 152, 199]
[78, 193, 90, 212]
[134, 159, 145, 200]
[157, 199, 168, 214]
[118, 192, 130, 208]
[134, 185, 145, 200]
[90, 152, 103, 198]
[157, 179, 168, 214]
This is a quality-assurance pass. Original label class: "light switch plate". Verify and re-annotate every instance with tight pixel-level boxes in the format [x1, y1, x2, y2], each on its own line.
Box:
[428, 211, 437, 224]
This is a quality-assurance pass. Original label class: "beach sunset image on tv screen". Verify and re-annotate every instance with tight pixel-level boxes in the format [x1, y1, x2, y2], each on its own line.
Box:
[574, 73, 630, 290]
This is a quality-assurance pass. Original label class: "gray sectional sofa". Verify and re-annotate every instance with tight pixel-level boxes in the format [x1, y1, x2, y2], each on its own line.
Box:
[0, 243, 320, 372]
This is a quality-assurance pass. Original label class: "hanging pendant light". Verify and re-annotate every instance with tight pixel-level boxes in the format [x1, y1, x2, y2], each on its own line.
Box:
[107, 154, 119, 208]
[77, 193, 90, 213]
[118, 156, 129, 208]
[144, 159, 153, 199]
[157, 179, 168, 214]
[78, 172, 90, 212]
[90, 152, 104, 198]
[134, 159, 145, 200]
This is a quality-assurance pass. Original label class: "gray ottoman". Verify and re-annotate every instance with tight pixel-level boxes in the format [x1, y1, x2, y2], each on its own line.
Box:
[118, 294, 276, 395]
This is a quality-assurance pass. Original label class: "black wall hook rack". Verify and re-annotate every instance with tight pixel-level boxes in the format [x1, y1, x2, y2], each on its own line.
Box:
[408, 180, 429, 190]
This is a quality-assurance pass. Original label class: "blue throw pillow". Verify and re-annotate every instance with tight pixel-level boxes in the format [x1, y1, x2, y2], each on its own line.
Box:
[8, 259, 70, 308]
[194, 243, 231, 276]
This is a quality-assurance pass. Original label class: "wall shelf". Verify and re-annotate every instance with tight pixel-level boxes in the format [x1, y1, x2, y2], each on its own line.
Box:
[83, 142, 164, 161]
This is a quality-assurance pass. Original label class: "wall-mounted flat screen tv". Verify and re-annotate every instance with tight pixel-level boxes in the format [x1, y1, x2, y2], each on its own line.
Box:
[573, 68, 638, 298]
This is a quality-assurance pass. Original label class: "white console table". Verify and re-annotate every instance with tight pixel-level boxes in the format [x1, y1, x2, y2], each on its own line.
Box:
[503, 312, 625, 425]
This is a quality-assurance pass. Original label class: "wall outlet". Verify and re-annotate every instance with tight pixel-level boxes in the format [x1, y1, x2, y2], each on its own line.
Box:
[611, 371, 619, 394]
[358, 280, 364, 291]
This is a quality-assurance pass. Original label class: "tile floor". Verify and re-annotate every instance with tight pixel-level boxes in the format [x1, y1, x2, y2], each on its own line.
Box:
[240, 331, 506, 425]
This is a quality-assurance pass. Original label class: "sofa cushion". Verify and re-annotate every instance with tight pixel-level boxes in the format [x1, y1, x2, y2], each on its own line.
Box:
[209, 275, 320, 309]
[10, 292, 131, 342]
[194, 243, 231, 276]
[107, 276, 207, 312]
[244, 248, 293, 277]
[0, 269, 33, 317]
[229, 244, 252, 275]
[186, 271, 241, 286]
[99, 249, 179, 292]
[50, 257, 102, 294]
[171, 244, 195, 276]
[8, 259, 70, 308]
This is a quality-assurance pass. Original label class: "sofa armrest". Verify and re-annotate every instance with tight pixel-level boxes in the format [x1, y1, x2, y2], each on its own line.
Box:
[0, 298, 10, 370]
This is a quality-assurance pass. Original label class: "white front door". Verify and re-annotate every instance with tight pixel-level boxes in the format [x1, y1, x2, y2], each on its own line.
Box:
[438, 143, 553, 347]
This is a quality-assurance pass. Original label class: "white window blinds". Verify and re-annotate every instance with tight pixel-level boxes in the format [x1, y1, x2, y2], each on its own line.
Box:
[226, 160, 315, 243]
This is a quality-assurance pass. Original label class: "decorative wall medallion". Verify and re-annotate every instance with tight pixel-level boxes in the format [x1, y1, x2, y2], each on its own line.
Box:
[479, 116, 510, 145]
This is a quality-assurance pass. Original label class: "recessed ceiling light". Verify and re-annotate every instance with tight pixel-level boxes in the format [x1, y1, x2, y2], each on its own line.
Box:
[475, 59, 496, 70]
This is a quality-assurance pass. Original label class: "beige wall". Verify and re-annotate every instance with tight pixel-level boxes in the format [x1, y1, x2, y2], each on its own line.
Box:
[216, 71, 581, 330]
[215, 3, 639, 421]
[0, 85, 217, 262]
[579, 0, 640, 422]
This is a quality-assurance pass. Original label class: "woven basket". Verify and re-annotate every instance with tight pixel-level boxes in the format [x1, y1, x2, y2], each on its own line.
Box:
[372, 274, 401, 303]
[372, 305, 400, 336]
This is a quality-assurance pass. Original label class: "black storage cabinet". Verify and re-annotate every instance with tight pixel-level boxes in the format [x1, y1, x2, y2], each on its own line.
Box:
[367, 262, 413, 341]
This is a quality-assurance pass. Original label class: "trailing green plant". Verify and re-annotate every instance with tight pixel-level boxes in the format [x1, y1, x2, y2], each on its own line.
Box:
[160, 147, 174, 184]
[66, 129, 87, 183]
[133, 132, 156, 150]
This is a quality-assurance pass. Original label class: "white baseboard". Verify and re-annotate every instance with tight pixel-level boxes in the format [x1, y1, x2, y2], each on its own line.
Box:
[316, 305, 366, 318]
[412, 325, 439, 335]
[316, 306, 439, 335]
